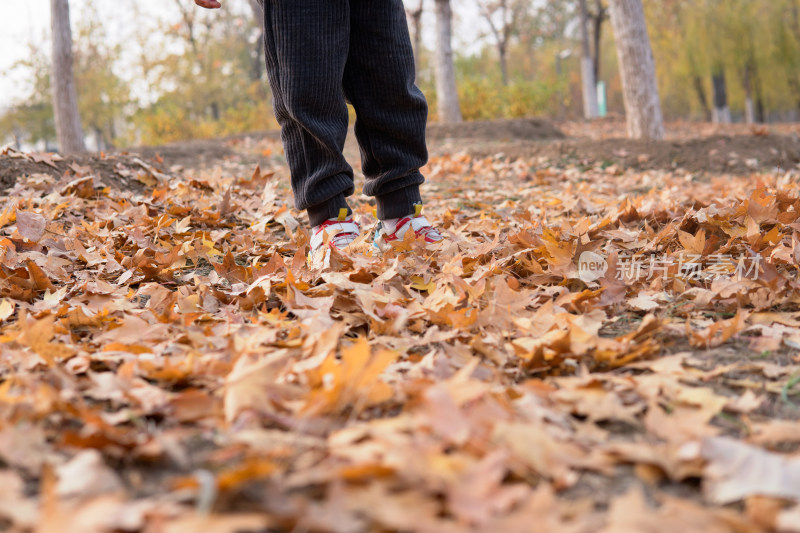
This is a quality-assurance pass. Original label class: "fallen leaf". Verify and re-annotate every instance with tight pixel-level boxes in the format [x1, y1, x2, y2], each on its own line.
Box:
[16, 210, 47, 242]
[702, 437, 800, 504]
[223, 350, 297, 424]
[0, 470, 38, 528]
[56, 450, 124, 501]
[0, 299, 15, 321]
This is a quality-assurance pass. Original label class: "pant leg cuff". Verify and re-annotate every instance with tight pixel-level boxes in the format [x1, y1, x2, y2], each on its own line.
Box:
[307, 193, 352, 227]
[375, 184, 422, 220]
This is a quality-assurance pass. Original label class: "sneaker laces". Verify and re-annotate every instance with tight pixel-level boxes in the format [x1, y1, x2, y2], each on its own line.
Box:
[329, 230, 359, 249]
[412, 218, 442, 241]
[374, 204, 443, 247]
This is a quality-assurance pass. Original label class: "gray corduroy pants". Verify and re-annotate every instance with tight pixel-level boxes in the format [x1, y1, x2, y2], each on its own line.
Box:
[259, 0, 429, 226]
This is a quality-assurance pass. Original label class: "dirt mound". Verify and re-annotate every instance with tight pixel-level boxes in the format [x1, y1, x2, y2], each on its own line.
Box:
[453, 133, 800, 174]
[427, 118, 566, 142]
[134, 138, 237, 168]
[0, 150, 167, 194]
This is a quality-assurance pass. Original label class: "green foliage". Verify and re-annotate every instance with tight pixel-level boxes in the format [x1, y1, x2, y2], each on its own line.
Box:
[453, 0, 800, 122]
[447, 32, 569, 121]
[646, 0, 800, 120]
[456, 76, 561, 121]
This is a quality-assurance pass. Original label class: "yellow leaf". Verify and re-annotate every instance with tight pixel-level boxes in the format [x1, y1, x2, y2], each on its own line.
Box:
[304, 337, 396, 415]
[410, 275, 436, 293]
[223, 351, 297, 424]
[678, 229, 706, 255]
[202, 238, 223, 257]
[0, 207, 15, 229]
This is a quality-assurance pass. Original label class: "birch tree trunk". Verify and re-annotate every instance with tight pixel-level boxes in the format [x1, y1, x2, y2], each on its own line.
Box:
[50, 0, 86, 154]
[712, 69, 731, 124]
[579, 0, 599, 119]
[433, 0, 462, 123]
[608, 0, 664, 140]
[743, 61, 755, 125]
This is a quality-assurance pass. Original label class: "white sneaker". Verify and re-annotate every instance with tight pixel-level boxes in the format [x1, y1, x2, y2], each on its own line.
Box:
[372, 204, 443, 252]
[307, 209, 360, 267]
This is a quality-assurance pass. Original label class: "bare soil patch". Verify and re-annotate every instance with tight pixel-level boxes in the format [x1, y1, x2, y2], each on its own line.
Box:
[455, 134, 800, 175]
[133, 138, 237, 169]
[426, 117, 567, 141]
[0, 151, 165, 195]
[126, 118, 800, 177]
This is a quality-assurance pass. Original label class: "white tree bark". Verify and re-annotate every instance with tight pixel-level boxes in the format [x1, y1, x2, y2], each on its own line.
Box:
[50, 0, 85, 154]
[433, 0, 463, 123]
[608, 0, 664, 140]
[745, 98, 755, 125]
[579, 0, 599, 119]
[712, 71, 731, 124]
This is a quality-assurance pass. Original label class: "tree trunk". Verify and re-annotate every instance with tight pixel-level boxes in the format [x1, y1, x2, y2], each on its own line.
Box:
[93, 127, 106, 152]
[172, 0, 199, 56]
[787, 77, 800, 117]
[592, 0, 606, 84]
[692, 75, 712, 121]
[743, 60, 755, 125]
[248, 0, 265, 83]
[791, 0, 800, 43]
[712, 69, 731, 124]
[108, 118, 117, 148]
[50, 0, 86, 154]
[477, 0, 511, 86]
[407, 0, 425, 80]
[579, 0, 599, 119]
[608, 0, 664, 140]
[755, 90, 765, 123]
[498, 42, 509, 86]
[433, 0, 463, 123]
[744, 98, 755, 125]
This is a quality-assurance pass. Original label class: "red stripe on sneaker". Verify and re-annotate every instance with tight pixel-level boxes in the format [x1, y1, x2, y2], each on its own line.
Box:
[383, 217, 412, 241]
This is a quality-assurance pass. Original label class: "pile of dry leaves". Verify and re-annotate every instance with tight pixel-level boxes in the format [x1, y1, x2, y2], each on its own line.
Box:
[1, 139, 800, 532]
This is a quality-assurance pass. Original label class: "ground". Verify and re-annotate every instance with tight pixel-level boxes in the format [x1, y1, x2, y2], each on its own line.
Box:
[1, 119, 800, 532]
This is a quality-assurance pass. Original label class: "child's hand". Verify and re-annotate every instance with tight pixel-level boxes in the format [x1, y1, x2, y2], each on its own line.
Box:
[195, 0, 221, 8]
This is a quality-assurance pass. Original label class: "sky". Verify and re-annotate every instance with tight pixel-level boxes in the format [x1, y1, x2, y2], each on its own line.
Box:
[0, 0, 51, 109]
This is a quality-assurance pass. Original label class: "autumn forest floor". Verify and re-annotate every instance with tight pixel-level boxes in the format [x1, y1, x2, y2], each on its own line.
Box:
[2, 119, 800, 532]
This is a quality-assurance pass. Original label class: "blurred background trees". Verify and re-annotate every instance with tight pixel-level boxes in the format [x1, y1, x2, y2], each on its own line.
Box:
[1, 0, 799, 150]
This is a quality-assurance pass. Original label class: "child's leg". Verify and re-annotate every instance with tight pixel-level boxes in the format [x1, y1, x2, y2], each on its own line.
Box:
[342, 0, 429, 221]
[261, 1, 355, 227]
